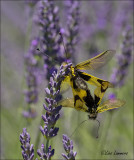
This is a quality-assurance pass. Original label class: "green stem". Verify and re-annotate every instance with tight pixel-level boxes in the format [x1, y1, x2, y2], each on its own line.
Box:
[34, 108, 46, 157]
[46, 139, 49, 152]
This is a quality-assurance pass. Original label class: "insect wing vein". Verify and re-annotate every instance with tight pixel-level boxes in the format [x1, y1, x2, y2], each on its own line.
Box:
[97, 99, 125, 113]
[75, 50, 116, 70]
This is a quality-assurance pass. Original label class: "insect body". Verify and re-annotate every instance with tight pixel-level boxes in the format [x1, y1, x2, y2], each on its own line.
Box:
[60, 50, 125, 119]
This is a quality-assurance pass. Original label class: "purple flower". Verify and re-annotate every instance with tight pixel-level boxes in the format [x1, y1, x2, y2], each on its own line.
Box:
[24, 38, 39, 105]
[40, 69, 62, 139]
[37, 63, 73, 159]
[108, 93, 116, 100]
[35, 0, 65, 80]
[37, 64, 71, 159]
[20, 128, 34, 160]
[64, 0, 80, 62]
[22, 108, 37, 119]
[62, 134, 77, 160]
[37, 144, 54, 160]
[111, 26, 132, 87]
[24, 89, 38, 104]
[23, 38, 41, 119]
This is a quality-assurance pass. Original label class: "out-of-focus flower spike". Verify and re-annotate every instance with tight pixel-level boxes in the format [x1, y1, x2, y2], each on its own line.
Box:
[110, 26, 132, 87]
[24, 38, 39, 105]
[23, 37, 41, 119]
[64, 0, 80, 62]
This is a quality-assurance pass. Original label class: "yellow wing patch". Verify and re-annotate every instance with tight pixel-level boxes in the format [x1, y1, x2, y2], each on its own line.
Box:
[60, 75, 70, 93]
[70, 78, 89, 112]
[75, 50, 116, 70]
[59, 98, 74, 108]
[59, 98, 88, 112]
[78, 71, 113, 88]
[78, 71, 113, 105]
[97, 99, 125, 113]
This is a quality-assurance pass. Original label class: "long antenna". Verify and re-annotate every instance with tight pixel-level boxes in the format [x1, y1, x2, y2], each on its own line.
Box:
[36, 48, 59, 63]
[59, 32, 68, 59]
[95, 119, 100, 138]
[70, 119, 87, 138]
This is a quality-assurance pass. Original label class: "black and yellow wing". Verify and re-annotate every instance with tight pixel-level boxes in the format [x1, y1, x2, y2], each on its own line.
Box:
[59, 97, 89, 112]
[97, 99, 125, 113]
[60, 76, 93, 112]
[70, 79, 90, 112]
[78, 71, 113, 105]
[59, 50, 116, 109]
[77, 71, 113, 88]
[60, 75, 70, 93]
[59, 98, 74, 108]
[75, 50, 116, 70]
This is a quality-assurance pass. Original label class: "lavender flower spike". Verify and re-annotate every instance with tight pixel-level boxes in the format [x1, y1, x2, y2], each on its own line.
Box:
[38, 64, 71, 159]
[23, 38, 39, 119]
[62, 134, 77, 160]
[65, 0, 80, 62]
[35, 0, 65, 80]
[111, 26, 132, 87]
[20, 128, 34, 160]
[37, 144, 54, 160]
[40, 63, 72, 140]
[40, 70, 62, 140]
[24, 38, 39, 105]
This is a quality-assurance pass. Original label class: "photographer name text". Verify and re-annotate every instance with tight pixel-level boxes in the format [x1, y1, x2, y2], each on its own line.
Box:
[101, 150, 128, 156]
